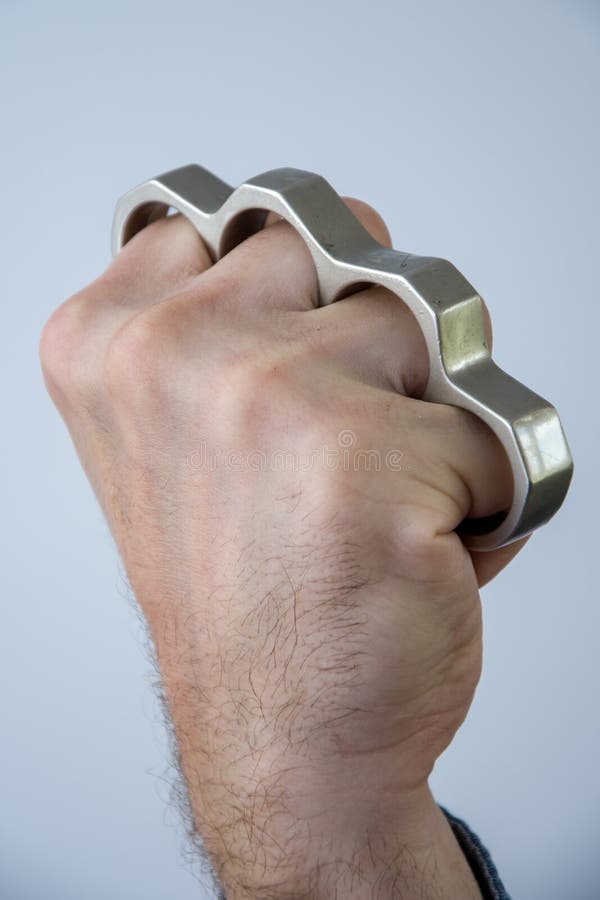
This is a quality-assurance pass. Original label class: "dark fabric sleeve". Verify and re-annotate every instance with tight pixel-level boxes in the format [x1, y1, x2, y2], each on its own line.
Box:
[218, 806, 511, 900]
[438, 804, 512, 899]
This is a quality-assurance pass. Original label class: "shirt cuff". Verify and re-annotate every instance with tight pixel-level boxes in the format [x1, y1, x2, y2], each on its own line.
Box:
[438, 804, 512, 900]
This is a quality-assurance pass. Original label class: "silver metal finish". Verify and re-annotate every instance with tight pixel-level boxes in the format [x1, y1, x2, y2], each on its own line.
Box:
[111, 164, 574, 551]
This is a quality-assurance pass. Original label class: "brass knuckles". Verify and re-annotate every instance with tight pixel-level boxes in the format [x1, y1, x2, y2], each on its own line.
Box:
[111, 164, 574, 551]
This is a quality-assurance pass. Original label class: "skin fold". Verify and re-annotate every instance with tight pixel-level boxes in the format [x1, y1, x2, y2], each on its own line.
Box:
[40, 196, 528, 899]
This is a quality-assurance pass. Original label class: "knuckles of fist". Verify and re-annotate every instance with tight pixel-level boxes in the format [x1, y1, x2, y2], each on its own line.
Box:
[39, 202, 512, 590]
[39, 207, 422, 454]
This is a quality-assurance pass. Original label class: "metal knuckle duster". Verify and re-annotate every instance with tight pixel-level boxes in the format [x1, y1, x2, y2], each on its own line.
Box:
[111, 164, 574, 551]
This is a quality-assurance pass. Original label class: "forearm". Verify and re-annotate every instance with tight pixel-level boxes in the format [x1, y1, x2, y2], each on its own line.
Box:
[161, 668, 481, 900]
[184, 775, 483, 899]
[150, 581, 484, 899]
[142, 536, 486, 899]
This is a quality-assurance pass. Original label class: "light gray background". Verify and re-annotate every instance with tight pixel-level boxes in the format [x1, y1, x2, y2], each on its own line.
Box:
[1, 1, 598, 897]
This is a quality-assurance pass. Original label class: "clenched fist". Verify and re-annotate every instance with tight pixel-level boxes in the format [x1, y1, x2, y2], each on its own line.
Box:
[40, 196, 528, 899]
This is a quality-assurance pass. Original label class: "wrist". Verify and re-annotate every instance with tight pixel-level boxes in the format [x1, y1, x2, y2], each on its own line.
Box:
[156, 635, 482, 898]
[189, 765, 482, 900]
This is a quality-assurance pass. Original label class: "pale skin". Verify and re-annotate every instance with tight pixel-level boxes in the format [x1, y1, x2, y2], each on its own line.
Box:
[40, 195, 529, 899]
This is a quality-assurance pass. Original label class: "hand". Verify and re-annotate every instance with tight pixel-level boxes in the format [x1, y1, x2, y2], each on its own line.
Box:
[40, 195, 528, 898]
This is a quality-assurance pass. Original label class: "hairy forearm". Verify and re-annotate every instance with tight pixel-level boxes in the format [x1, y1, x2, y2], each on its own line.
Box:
[159, 661, 482, 900]
[188, 776, 483, 899]
[144, 550, 485, 900]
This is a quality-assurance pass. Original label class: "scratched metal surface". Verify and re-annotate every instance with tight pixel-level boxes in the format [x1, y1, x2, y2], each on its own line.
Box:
[111, 163, 573, 551]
